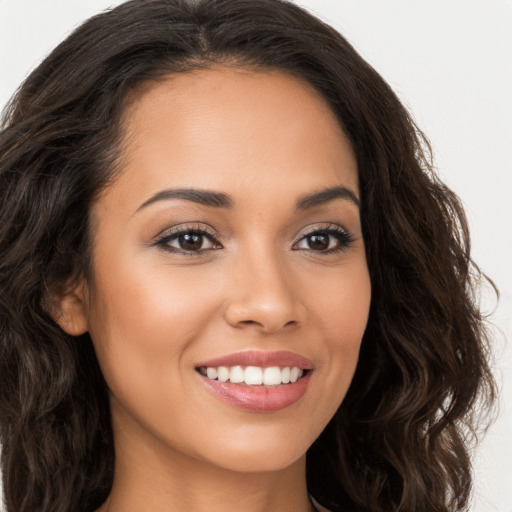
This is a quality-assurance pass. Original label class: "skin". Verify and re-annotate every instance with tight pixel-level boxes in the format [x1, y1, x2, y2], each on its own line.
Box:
[57, 67, 371, 512]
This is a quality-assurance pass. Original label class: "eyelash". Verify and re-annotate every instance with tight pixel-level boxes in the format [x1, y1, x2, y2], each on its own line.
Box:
[153, 223, 355, 255]
[292, 224, 355, 254]
[154, 224, 222, 255]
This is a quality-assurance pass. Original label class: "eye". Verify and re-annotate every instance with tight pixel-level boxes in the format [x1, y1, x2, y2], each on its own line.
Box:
[293, 225, 354, 253]
[154, 225, 222, 254]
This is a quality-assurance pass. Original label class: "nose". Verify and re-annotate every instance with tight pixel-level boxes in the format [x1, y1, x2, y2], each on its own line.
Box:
[223, 248, 304, 334]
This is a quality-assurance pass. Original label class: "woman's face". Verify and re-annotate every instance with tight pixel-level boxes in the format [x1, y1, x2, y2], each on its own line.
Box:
[72, 68, 371, 473]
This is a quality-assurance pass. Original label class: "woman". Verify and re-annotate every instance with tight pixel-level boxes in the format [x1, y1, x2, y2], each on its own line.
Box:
[0, 1, 496, 511]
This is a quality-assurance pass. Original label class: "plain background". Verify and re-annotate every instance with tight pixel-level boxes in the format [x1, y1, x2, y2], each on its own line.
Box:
[0, 1, 511, 511]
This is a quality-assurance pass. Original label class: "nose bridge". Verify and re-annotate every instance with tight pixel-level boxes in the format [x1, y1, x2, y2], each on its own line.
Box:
[224, 240, 301, 332]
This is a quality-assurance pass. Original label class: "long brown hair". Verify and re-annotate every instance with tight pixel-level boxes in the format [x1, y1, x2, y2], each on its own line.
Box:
[0, 1, 496, 511]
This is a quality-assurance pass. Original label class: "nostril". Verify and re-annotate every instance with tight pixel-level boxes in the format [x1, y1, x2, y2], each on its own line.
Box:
[223, 290, 303, 333]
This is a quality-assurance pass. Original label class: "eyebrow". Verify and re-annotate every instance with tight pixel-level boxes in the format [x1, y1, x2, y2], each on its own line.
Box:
[296, 186, 360, 210]
[136, 185, 360, 213]
[136, 188, 234, 212]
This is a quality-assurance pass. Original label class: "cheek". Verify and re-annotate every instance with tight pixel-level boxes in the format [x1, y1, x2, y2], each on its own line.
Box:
[304, 261, 371, 401]
[307, 259, 371, 343]
[88, 254, 219, 340]
[84, 263, 222, 446]
[85, 255, 223, 396]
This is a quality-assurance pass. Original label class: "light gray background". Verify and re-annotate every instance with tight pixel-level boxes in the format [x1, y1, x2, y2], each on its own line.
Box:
[1, 1, 511, 511]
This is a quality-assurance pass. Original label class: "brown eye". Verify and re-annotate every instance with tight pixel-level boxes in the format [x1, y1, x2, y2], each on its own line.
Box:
[293, 226, 355, 253]
[306, 233, 330, 250]
[178, 233, 204, 251]
[155, 226, 221, 254]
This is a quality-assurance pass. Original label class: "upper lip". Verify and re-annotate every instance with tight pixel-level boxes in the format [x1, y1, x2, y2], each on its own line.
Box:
[195, 350, 314, 370]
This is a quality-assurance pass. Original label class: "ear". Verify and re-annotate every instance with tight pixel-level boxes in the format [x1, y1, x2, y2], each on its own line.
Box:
[50, 280, 89, 336]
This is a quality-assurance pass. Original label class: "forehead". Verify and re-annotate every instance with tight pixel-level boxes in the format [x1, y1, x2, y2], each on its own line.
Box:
[101, 67, 358, 211]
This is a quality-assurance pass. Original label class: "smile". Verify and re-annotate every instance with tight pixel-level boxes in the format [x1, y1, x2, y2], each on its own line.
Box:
[196, 351, 313, 412]
[198, 365, 305, 386]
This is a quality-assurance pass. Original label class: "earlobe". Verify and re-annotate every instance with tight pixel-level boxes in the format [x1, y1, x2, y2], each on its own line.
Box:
[51, 282, 89, 336]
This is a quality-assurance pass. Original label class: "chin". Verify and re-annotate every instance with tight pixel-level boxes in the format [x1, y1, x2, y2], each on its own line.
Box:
[210, 450, 306, 474]
[193, 427, 311, 474]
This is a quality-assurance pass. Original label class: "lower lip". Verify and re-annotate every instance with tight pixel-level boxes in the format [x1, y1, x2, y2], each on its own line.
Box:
[199, 372, 312, 412]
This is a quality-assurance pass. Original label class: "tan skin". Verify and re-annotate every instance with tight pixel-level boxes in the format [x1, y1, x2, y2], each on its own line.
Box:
[56, 67, 371, 512]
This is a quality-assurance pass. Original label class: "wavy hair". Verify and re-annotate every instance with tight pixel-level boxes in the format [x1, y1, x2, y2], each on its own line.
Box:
[0, 1, 496, 511]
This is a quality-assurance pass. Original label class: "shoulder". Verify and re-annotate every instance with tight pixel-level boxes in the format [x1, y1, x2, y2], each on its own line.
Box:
[310, 495, 333, 512]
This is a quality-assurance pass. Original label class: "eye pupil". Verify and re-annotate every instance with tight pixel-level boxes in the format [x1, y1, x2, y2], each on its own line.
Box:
[307, 233, 330, 250]
[179, 233, 203, 251]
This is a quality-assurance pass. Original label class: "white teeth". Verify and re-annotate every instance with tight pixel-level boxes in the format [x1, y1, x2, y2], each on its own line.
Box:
[263, 366, 282, 386]
[290, 367, 301, 383]
[217, 366, 229, 382]
[244, 366, 263, 385]
[200, 365, 305, 386]
[229, 365, 245, 383]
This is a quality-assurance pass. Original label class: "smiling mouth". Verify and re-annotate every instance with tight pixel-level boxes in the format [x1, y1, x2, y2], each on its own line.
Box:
[196, 365, 307, 387]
